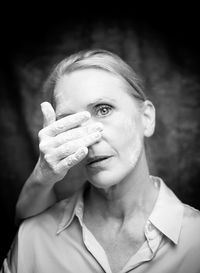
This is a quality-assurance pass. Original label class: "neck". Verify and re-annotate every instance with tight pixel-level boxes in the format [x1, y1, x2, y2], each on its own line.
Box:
[85, 151, 158, 222]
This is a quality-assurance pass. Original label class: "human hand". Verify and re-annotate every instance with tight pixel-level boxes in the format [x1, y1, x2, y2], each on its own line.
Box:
[34, 102, 103, 185]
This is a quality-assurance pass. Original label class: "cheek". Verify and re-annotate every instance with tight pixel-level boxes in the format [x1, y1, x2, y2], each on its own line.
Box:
[106, 115, 136, 147]
[122, 115, 136, 133]
[102, 113, 142, 157]
[120, 114, 138, 142]
[117, 115, 142, 164]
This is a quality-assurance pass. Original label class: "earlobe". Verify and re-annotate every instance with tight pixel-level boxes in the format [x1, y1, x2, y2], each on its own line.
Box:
[142, 100, 156, 138]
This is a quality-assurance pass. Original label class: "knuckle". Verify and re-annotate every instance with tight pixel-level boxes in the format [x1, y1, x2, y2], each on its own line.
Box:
[38, 129, 44, 140]
[74, 115, 83, 124]
[73, 153, 79, 161]
[66, 156, 75, 168]
[66, 119, 74, 128]
[75, 147, 87, 159]
[62, 144, 72, 156]
[43, 153, 49, 162]
[44, 153, 52, 164]
[58, 132, 71, 144]
[65, 131, 73, 141]
[55, 122, 65, 132]
[39, 142, 47, 153]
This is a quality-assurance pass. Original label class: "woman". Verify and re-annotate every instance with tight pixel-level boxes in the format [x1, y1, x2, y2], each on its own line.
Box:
[3, 49, 200, 273]
[15, 49, 153, 221]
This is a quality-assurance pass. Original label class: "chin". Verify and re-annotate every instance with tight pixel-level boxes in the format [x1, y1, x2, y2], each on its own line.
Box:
[87, 169, 130, 190]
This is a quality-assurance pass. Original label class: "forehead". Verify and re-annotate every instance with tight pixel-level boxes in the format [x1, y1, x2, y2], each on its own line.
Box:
[54, 69, 136, 114]
[55, 68, 126, 93]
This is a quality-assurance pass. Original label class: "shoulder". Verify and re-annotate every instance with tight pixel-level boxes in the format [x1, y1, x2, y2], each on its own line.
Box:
[182, 203, 200, 229]
[10, 195, 79, 272]
[179, 203, 200, 248]
[174, 204, 200, 272]
[19, 195, 75, 239]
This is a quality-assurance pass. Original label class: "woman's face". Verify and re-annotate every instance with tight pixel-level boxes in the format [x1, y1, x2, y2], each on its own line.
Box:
[54, 69, 145, 189]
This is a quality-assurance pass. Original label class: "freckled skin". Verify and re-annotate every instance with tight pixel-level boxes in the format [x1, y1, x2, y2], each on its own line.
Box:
[54, 69, 145, 190]
[120, 114, 143, 166]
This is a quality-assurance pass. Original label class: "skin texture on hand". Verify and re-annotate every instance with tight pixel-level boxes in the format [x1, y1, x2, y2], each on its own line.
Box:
[15, 101, 104, 220]
[36, 101, 103, 185]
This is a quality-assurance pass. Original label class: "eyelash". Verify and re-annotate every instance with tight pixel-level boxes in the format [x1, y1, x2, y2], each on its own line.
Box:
[94, 104, 113, 117]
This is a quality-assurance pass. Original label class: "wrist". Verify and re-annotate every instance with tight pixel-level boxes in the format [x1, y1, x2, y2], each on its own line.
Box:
[31, 161, 55, 188]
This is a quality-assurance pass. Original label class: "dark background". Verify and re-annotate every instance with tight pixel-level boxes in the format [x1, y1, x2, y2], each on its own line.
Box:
[0, 3, 200, 265]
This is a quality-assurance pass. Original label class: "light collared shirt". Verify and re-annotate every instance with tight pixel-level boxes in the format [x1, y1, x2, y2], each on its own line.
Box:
[2, 176, 200, 273]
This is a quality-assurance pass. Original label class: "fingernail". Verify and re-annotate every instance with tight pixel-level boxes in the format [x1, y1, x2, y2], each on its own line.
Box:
[82, 111, 91, 120]
[93, 132, 102, 139]
[77, 147, 88, 157]
[88, 123, 104, 133]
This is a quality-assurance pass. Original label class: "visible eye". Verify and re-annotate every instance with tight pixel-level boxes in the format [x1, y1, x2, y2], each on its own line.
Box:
[94, 104, 113, 117]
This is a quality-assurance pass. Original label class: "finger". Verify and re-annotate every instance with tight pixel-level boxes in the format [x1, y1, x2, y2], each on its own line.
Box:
[54, 131, 102, 160]
[53, 122, 103, 147]
[43, 111, 91, 136]
[41, 102, 56, 127]
[57, 146, 88, 172]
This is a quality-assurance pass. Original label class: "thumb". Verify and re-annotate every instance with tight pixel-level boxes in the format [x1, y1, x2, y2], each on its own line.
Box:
[40, 102, 56, 127]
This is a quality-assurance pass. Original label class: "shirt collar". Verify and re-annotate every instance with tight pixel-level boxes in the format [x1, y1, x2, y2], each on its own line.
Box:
[149, 176, 184, 245]
[56, 189, 83, 235]
[56, 176, 184, 245]
[56, 187, 85, 234]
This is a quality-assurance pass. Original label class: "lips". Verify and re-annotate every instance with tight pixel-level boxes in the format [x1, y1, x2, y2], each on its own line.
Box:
[86, 155, 112, 166]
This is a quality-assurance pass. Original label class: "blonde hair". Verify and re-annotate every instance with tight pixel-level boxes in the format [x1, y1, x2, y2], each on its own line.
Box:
[44, 49, 146, 107]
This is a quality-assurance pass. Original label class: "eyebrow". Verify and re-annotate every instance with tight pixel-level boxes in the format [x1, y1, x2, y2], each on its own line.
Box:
[87, 97, 116, 109]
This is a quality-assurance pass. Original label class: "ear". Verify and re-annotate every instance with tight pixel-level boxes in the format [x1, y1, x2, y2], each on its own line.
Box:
[141, 100, 156, 137]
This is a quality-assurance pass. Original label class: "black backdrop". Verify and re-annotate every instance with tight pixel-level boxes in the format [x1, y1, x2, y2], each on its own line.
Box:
[0, 3, 200, 265]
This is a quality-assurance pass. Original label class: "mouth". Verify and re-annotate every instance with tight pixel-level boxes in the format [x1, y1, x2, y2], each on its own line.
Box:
[86, 155, 112, 166]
